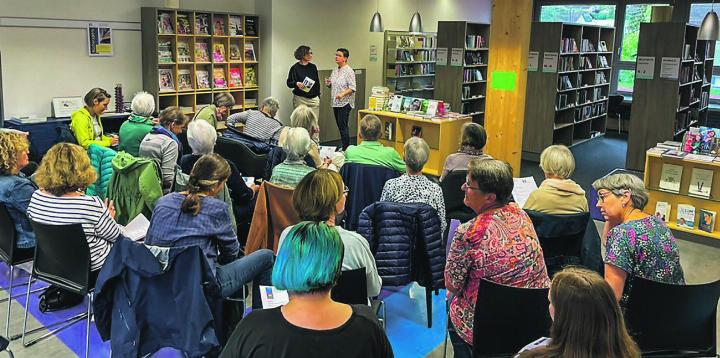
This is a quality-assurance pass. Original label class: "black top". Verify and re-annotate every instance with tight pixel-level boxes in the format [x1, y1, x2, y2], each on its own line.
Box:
[220, 305, 394, 358]
[286, 62, 320, 98]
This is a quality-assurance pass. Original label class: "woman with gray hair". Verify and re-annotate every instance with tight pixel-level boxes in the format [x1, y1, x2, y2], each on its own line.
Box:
[592, 173, 684, 305]
[380, 137, 446, 234]
[119, 92, 156, 156]
[524, 144, 588, 214]
[269, 127, 316, 188]
[194, 92, 235, 129]
[227, 97, 285, 145]
[286, 104, 338, 170]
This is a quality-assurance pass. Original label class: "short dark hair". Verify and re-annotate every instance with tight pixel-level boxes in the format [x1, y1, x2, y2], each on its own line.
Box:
[294, 45, 311, 60]
[336, 48, 349, 59]
[468, 159, 514, 204]
[158, 106, 189, 128]
[461, 123, 487, 149]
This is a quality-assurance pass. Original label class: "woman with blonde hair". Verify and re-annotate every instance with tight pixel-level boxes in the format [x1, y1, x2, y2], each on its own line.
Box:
[524, 145, 588, 214]
[518, 267, 640, 358]
[0, 132, 37, 251]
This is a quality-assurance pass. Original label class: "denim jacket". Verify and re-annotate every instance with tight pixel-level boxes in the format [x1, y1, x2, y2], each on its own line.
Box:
[0, 174, 37, 248]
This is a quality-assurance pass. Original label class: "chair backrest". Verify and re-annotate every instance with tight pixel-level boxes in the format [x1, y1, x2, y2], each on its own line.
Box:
[215, 136, 268, 179]
[473, 279, 551, 357]
[0, 204, 17, 264]
[624, 277, 720, 356]
[340, 163, 400, 231]
[29, 221, 91, 295]
[608, 94, 625, 112]
[331, 268, 368, 305]
[245, 181, 299, 254]
[525, 210, 588, 273]
[440, 170, 475, 225]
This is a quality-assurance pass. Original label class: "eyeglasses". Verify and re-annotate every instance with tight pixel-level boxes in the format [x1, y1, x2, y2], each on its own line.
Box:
[343, 186, 349, 195]
[597, 189, 627, 203]
[461, 181, 482, 191]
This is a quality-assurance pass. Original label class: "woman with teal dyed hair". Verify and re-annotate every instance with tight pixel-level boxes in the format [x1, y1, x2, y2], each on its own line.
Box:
[220, 221, 394, 358]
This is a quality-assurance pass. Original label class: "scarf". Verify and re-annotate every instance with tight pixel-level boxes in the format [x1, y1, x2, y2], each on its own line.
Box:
[151, 126, 182, 154]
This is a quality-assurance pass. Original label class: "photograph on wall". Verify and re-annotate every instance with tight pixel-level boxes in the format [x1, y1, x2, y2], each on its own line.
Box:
[87, 23, 113, 57]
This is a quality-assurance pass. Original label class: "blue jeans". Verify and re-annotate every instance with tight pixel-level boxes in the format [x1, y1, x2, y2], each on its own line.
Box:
[215, 249, 274, 309]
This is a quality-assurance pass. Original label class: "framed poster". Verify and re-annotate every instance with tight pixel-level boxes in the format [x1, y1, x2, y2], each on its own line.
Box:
[87, 23, 113, 57]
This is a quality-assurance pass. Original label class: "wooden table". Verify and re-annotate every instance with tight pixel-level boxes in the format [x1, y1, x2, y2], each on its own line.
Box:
[357, 110, 471, 176]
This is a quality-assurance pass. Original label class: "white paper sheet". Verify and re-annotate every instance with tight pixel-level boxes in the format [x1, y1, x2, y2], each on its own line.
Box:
[120, 213, 150, 242]
[242, 176, 255, 188]
[318, 145, 338, 159]
[512, 177, 539, 208]
[259, 285, 289, 309]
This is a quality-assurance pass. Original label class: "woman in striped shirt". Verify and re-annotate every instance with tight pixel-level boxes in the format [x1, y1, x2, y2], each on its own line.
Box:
[27, 143, 120, 275]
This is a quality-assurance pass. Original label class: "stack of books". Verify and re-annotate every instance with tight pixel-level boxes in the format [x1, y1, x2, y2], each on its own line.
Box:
[368, 87, 390, 111]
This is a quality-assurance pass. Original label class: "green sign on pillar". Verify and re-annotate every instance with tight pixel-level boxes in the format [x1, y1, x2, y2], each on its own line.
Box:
[490, 71, 517, 91]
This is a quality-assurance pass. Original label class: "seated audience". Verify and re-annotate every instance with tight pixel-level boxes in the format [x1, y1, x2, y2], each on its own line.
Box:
[0, 132, 37, 252]
[194, 92, 234, 129]
[445, 159, 550, 358]
[181, 120, 257, 235]
[270, 127, 316, 188]
[517, 267, 640, 358]
[145, 154, 274, 304]
[71, 88, 118, 149]
[227, 97, 284, 145]
[344, 114, 405, 173]
[119, 92, 156, 157]
[592, 173, 684, 304]
[440, 123, 492, 181]
[27, 143, 120, 275]
[220, 221, 393, 358]
[288, 104, 336, 169]
[278, 169, 382, 297]
[380, 137, 446, 234]
[139, 107, 189, 193]
[524, 145, 588, 214]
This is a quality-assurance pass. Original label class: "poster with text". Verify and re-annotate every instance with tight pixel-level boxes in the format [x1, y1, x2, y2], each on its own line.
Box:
[88, 23, 113, 57]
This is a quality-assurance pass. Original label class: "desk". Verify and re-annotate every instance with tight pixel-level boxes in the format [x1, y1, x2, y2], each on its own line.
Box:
[357, 110, 471, 176]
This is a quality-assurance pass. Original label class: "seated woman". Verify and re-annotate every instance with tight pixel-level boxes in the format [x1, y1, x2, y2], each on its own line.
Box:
[524, 145, 588, 214]
[440, 122, 492, 181]
[139, 107, 189, 193]
[269, 127, 316, 188]
[278, 169, 382, 297]
[226, 97, 284, 145]
[27, 143, 121, 276]
[380, 137, 446, 234]
[119, 92, 156, 157]
[145, 154, 274, 305]
[517, 267, 640, 358]
[220, 221, 393, 358]
[445, 159, 550, 358]
[71, 88, 118, 149]
[194, 92, 235, 129]
[592, 173, 684, 305]
[0, 132, 37, 253]
[288, 105, 342, 171]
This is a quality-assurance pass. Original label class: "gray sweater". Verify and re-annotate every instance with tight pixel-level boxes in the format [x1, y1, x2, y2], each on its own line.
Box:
[139, 133, 178, 193]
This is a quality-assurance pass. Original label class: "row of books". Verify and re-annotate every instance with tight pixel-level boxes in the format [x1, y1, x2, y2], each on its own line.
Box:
[659, 163, 714, 199]
[574, 102, 606, 121]
[578, 87, 605, 103]
[389, 64, 435, 76]
[561, 38, 609, 53]
[656, 202, 716, 233]
[556, 90, 606, 110]
[580, 39, 595, 52]
[368, 86, 391, 111]
[393, 49, 435, 62]
[394, 36, 435, 49]
[466, 35, 487, 49]
[462, 86, 483, 100]
[157, 12, 254, 36]
[160, 42, 255, 63]
[465, 52, 484, 66]
[158, 67, 255, 91]
[558, 73, 607, 90]
[387, 95, 445, 117]
[561, 37, 578, 53]
[463, 69, 484, 82]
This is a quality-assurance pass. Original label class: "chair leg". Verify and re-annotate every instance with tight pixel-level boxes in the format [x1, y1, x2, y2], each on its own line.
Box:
[4, 266, 13, 338]
[19, 280, 89, 346]
[426, 286, 432, 328]
[618, 114, 622, 134]
[85, 293, 92, 358]
[442, 310, 450, 358]
[20, 274, 32, 347]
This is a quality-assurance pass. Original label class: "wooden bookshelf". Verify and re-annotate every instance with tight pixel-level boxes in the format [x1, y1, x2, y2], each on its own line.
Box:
[436, 21, 491, 125]
[522, 22, 615, 160]
[626, 23, 715, 171]
[383, 30, 437, 99]
[141, 7, 260, 121]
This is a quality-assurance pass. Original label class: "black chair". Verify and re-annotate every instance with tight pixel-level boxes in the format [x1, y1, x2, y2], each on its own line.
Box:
[23, 222, 93, 358]
[525, 210, 589, 276]
[331, 268, 386, 329]
[215, 136, 268, 179]
[340, 163, 400, 231]
[440, 170, 475, 224]
[473, 279, 551, 357]
[608, 94, 625, 134]
[624, 277, 720, 357]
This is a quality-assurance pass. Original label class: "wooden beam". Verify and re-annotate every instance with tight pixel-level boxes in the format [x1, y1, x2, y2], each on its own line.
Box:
[484, 0, 533, 176]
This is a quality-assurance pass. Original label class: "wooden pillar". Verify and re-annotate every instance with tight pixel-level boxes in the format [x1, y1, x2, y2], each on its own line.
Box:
[484, 0, 533, 176]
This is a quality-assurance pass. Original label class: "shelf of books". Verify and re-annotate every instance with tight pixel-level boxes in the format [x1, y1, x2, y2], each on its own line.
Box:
[141, 7, 260, 121]
[436, 21, 490, 125]
[382, 30, 437, 99]
[522, 22, 614, 160]
[627, 23, 716, 171]
[644, 148, 720, 241]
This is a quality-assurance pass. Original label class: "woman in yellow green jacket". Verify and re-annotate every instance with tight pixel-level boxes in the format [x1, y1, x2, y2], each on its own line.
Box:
[71, 88, 119, 149]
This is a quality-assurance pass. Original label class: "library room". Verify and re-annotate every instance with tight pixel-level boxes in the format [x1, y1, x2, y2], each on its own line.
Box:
[0, 0, 718, 357]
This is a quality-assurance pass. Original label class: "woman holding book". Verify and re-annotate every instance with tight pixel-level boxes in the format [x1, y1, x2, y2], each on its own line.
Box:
[592, 173, 684, 306]
[71, 88, 118, 149]
[286, 45, 320, 121]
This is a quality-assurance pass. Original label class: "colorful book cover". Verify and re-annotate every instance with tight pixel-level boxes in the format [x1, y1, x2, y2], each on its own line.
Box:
[178, 69, 193, 90]
[229, 16, 243, 36]
[158, 41, 173, 63]
[213, 17, 226, 36]
[654, 201, 671, 223]
[212, 43, 226, 62]
[157, 13, 174, 34]
[229, 68, 243, 88]
[158, 69, 174, 91]
[194, 14, 209, 35]
[196, 70, 210, 89]
[244, 43, 256, 62]
[229, 44, 242, 61]
[177, 41, 192, 63]
[699, 209, 716, 233]
[213, 68, 227, 88]
[177, 14, 192, 34]
[194, 42, 209, 62]
[244, 67, 257, 87]
[676, 204, 696, 229]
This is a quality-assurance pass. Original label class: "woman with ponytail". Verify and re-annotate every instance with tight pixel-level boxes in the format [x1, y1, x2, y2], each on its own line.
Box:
[145, 153, 274, 307]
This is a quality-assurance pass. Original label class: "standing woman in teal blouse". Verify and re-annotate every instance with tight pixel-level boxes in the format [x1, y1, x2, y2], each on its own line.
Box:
[71, 88, 119, 149]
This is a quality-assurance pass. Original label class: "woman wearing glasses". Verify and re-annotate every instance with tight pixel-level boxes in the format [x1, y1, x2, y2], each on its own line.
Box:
[444, 159, 550, 358]
[592, 173, 684, 306]
[286, 45, 320, 121]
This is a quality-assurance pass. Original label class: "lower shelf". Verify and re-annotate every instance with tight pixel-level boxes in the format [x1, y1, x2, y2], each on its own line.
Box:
[665, 221, 720, 240]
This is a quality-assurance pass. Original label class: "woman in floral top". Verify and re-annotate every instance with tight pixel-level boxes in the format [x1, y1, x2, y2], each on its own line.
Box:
[440, 123, 492, 181]
[444, 159, 550, 358]
[593, 173, 684, 305]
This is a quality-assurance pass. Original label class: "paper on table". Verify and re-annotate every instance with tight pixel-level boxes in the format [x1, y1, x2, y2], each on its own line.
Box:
[512, 177, 539, 208]
[242, 176, 255, 188]
[259, 285, 289, 309]
[318, 145, 338, 159]
[120, 213, 150, 241]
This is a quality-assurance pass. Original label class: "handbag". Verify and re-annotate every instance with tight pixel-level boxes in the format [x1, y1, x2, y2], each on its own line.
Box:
[38, 286, 84, 313]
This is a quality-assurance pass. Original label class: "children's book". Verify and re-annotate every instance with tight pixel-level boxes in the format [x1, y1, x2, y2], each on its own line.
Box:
[177, 41, 192, 62]
[195, 14, 209, 35]
[654, 201, 671, 223]
[157, 13, 174, 34]
[244, 67, 257, 86]
[244, 43, 256, 62]
[676, 204, 696, 229]
[212, 43, 226, 62]
[158, 41, 173, 63]
[229, 16, 243, 36]
[229, 44, 242, 61]
[159, 69, 174, 91]
[213, 17, 226, 36]
[213, 68, 227, 88]
[229, 68, 243, 88]
[177, 14, 192, 34]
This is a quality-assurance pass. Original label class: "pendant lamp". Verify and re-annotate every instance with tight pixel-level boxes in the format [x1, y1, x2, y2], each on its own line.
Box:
[409, 0, 423, 33]
[369, 0, 383, 32]
[698, 1, 720, 41]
